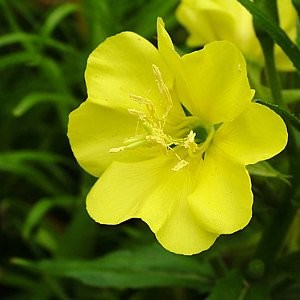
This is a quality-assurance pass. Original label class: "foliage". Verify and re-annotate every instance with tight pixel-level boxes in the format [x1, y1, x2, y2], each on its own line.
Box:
[0, 0, 300, 299]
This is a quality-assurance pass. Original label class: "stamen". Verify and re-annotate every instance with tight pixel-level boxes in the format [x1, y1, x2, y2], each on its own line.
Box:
[152, 64, 173, 119]
[109, 136, 147, 153]
[172, 159, 189, 171]
[109, 65, 215, 172]
[109, 146, 126, 153]
[129, 94, 152, 106]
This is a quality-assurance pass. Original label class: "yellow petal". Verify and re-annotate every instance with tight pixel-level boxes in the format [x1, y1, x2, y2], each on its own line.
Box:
[85, 31, 172, 112]
[213, 102, 288, 165]
[86, 157, 165, 224]
[142, 160, 218, 255]
[87, 156, 218, 255]
[156, 17, 182, 76]
[154, 194, 218, 255]
[176, 0, 237, 46]
[157, 22, 254, 124]
[180, 41, 254, 124]
[176, 0, 297, 71]
[188, 146, 253, 234]
[157, 17, 194, 114]
[68, 101, 156, 177]
[176, 0, 259, 57]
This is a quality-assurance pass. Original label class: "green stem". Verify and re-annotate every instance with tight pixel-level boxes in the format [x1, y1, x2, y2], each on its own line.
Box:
[247, 61, 269, 100]
[252, 125, 299, 275]
[259, 38, 285, 107]
[253, 0, 285, 107]
[249, 0, 299, 277]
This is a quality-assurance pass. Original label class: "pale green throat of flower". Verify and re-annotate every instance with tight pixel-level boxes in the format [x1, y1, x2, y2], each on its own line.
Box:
[109, 64, 215, 171]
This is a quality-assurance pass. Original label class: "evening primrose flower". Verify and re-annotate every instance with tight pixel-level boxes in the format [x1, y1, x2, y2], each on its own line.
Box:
[176, 0, 297, 71]
[68, 18, 287, 255]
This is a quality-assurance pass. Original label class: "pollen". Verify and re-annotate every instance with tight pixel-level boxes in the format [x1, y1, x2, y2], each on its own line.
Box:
[109, 65, 213, 171]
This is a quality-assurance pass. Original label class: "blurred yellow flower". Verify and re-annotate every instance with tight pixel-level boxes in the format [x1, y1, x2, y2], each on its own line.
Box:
[68, 18, 287, 255]
[176, 0, 297, 71]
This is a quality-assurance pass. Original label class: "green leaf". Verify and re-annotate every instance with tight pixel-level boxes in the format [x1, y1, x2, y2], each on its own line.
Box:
[0, 32, 36, 47]
[244, 283, 270, 300]
[40, 3, 79, 39]
[207, 270, 270, 299]
[80, 0, 117, 47]
[127, 0, 179, 37]
[13, 92, 76, 117]
[0, 151, 72, 194]
[13, 244, 214, 289]
[0, 51, 39, 69]
[292, 0, 300, 16]
[247, 161, 291, 184]
[22, 196, 75, 239]
[277, 251, 300, 280]
[207, 270, 247, 300]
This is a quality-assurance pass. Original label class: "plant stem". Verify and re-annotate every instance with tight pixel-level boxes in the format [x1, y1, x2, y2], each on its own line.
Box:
[209, 256, 228, 278]
[253, 192, 298, 272]
[250, 0, 299, 276]
[259, 38, 285, 107]
[253, 0, 285, 107]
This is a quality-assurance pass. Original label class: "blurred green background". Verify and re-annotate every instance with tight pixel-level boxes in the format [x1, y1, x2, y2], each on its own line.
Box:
[1, 0, 300, 299]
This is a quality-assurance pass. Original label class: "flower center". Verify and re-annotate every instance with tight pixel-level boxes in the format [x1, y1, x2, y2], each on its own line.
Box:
[193, 125, 208, 144]
[109, 64, 214, 171]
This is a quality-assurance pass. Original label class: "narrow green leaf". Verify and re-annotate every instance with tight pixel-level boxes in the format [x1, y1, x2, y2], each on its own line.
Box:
[247, 161, 291, 185]
[40, 3, 79, 39]
[13, 244, 214, 289]
[0, 32, 36, 47]
[0, 51, 39, 69]
[0, 270, 37, 290]
[82, 0, 118, 47]
[0, 151, 71, 194]
[22, 196, 75, 239]
[34, 229, 58, 254]
[38, 57, 70, 93]
[0, 160, 59, 194]
[0, 0, 36, 53]
[292, 0, 300, 16]
[128, 0, 179, 37]
[13, 92, 76, 117]
[0, 151, 70, 165]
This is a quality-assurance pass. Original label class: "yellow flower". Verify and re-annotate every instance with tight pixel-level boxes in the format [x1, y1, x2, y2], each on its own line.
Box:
[68, 18, 287, 255]
[176, 0, 297, 71]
